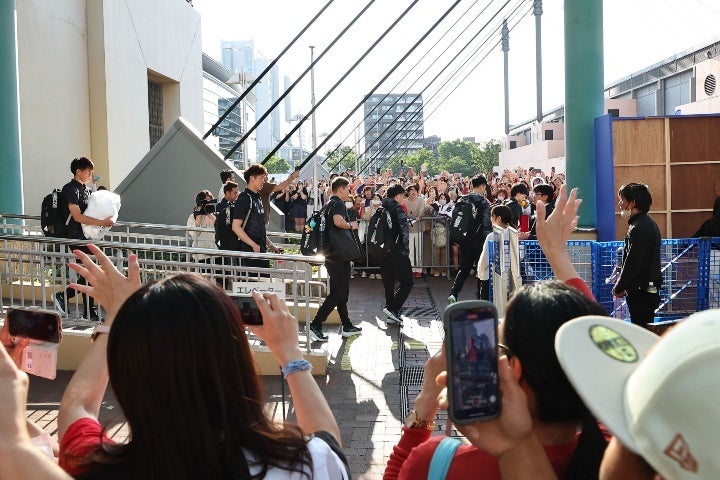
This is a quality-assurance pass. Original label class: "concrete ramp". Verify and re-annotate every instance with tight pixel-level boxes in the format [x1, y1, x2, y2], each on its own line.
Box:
[114, 118, 285, 231]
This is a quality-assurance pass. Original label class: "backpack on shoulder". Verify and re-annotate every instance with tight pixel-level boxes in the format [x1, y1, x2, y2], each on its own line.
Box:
[300, 209, 329, 256]
[449, 196, 478, 244]
[366, 207, 394, 259]
[41, 188, 71, 237]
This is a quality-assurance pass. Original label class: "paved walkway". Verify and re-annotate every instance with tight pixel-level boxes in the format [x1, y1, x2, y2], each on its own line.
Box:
[25, 274, 478, 479]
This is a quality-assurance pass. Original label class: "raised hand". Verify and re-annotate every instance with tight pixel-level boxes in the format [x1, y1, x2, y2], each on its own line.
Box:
[68, 244, 142, 321]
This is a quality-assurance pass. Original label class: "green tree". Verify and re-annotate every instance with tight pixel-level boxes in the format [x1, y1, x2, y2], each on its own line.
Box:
[438, 155, 476, 177]
[476, 139, 501, 174]
[402, 148, 437, 175]
[325, 146, 358, 171]
[265, 155, 291, 174]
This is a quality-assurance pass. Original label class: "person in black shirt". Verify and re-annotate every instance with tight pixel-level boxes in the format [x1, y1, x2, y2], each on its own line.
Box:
[214, 181, 240, 288]
[232, 164, 281, 276]
[54, 157, 113, 321]
[447, 175, 492, 304]
[309, 177, 363, 341]
[379, 184, 413, 325]
[613, 183, 662, 327]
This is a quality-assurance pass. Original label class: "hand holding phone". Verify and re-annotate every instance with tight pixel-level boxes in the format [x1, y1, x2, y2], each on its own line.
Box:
[7, 309, 62, 343]
[444, 300, 500, 424]
[229, 294, 264, 325]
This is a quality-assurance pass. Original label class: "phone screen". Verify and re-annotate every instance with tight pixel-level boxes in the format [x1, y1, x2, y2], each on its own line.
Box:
[7, 309, 61, 343]
[229, 295, 263, 326]
[445, 302, 500, 424]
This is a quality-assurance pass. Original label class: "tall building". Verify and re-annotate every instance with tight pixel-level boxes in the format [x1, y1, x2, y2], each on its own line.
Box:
[202, 54, 257, 169]
[221, 40, 289, 163]
[363, 93, 424, 172]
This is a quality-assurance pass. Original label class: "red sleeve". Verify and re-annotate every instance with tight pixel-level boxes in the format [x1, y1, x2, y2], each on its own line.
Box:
[383, 427, 431, 480]
[59, 418, 114, 476]
[384, 431, 502, 480]
[564, 277, 594, 299]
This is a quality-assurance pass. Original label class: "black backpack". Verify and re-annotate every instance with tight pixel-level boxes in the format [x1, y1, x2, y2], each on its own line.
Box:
[366, 207, 394, 259]
[300, 209, 329, 256]
[449, 195, 479, 243]
[41, 188, 70, 237]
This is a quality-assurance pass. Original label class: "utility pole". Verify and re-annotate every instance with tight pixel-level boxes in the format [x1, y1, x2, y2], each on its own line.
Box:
[309, 45, 319, 211]
[534, 0, 543, 123]
[501, 19, 510, 135]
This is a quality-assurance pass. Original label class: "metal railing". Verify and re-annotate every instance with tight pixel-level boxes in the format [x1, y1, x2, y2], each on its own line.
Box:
[0, 232, 325, 354]
[490, 236, 720, 322]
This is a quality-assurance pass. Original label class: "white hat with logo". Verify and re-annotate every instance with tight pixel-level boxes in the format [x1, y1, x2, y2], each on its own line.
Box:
[555, 310, 720, 479]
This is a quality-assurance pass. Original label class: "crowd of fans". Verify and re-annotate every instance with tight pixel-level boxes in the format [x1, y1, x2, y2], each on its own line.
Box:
[269, 166, 567, 274]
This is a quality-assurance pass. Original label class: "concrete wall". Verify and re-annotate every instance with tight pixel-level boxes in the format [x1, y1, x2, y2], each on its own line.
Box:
[15, 0, 202, 215]
[87, 0, 202, 189]
[16, 0, 92, 214]
[114, 118, 233, 228]
[499, 140, 566, 173]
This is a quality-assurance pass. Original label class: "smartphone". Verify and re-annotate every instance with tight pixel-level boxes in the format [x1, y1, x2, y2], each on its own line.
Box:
[7, 308, 62, 343]
[443, 300, 500, 424]
[229, 294, 263, 326]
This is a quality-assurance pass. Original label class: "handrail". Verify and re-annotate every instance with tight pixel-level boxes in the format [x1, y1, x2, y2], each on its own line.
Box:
[0, 212, 302, 240]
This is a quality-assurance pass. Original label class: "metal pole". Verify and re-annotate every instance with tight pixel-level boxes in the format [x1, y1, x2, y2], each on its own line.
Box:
[0, 0, 24, 215]
[564, 0, 603, 228]
[501, 19, 510, 135]
[534, 0, 543, 123]
[310, 46, 319, 210]
[241, 70, 248, 169]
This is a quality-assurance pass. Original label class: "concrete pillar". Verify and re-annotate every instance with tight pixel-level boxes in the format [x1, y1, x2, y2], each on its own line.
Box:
[0, 0, 23, 214]
[564, 0, 603, 228]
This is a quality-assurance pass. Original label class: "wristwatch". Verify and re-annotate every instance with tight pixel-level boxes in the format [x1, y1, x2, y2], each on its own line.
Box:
[404, 410, 436, 431]
[91, 324, 111, 342]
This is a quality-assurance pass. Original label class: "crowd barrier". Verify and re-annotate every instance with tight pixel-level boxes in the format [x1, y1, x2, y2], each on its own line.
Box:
[490, 236, 720, 322]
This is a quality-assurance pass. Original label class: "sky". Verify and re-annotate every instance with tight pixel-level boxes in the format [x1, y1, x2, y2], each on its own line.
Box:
[193, 0, 720, 147]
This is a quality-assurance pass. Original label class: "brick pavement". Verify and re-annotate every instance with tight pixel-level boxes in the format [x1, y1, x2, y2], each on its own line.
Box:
[24, 274, 469, 479]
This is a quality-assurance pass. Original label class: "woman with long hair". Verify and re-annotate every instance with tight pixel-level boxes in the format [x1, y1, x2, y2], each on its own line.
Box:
[384, 186, 609, 479]
[57, 245, 348, 479]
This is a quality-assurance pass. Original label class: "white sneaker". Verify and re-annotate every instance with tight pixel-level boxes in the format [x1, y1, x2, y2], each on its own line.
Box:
[369, 274, 376, 279]
[361, 271, 367, 278]
[383, 308, 403, 325]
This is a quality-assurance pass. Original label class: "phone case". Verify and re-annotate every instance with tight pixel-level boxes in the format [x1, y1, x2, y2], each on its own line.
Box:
[443, 300, 500, 425]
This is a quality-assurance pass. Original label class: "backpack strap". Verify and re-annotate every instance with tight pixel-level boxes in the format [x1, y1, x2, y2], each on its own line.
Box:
[241, 192, 254, 227]
[427, 437, 462, 480]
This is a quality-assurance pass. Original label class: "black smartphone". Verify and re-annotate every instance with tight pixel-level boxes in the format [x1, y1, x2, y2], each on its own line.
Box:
[443, 300, 500, 424]
[7, 308, 62, 343]
[229, 294, 263, 325]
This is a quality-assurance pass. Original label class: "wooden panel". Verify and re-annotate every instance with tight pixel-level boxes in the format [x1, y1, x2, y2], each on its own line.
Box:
[615, 213, 667, 241]
[670, 164, 720, 210]
[614, 165, 667, 208]
[612, 118, 665, 166]
[669, 116, 720, 164]
[672, 211, 712, 238]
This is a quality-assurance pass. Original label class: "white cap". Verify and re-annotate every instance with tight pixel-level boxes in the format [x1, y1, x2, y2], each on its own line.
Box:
[555, 310, 720, 479]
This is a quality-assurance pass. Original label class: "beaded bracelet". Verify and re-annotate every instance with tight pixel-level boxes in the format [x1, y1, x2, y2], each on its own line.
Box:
[281, 359, 312, 378]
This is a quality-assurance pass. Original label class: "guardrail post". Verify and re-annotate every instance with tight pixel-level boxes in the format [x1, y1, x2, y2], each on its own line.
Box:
[697, 237, 710, 312]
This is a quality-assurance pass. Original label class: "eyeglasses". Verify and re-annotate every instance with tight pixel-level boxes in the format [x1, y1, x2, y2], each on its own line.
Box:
[498, 343, 513, 359]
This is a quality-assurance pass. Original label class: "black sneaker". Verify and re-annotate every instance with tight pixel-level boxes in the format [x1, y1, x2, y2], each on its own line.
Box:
[54, 292, 66, 314]
[341, 325, 362, 337]
[83, 308, 102, 322]
[309, 325, 328, 342]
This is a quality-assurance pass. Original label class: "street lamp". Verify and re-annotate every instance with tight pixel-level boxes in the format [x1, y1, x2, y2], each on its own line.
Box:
[309, 46, 319, 211]
[289, 113, 304, 171]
